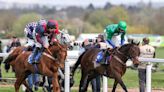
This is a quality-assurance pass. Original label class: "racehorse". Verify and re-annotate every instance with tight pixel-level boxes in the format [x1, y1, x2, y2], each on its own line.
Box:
[4, 31, 72, 92]
[71, 42, 140, 92]
[4, 42, 67, 92]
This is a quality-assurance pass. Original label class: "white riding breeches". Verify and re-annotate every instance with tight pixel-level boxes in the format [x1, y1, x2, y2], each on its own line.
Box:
[24, 28, 28, 38]
[24, 38, 35, 47]
[106, 35, 121, 48]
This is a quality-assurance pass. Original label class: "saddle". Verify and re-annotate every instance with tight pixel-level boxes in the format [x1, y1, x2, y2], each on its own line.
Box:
[96, 48, 112, 64]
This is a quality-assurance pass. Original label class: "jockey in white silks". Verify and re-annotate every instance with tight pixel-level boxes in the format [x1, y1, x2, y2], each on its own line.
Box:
[24, 19, 47, 51]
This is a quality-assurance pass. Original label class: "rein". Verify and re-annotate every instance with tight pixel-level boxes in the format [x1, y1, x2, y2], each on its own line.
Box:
[43, 52, 57, 61]
[113, 55, 126, 66]
[112, 48, 128, 66]
[46, 48, 53, 55]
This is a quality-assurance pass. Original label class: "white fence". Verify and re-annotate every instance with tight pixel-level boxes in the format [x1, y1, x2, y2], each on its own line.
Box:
[64, 57, 164, 92]
[0, 53, 164, 92]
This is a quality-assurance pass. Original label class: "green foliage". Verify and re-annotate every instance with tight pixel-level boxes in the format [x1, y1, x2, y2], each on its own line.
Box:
[84, 10, 111, 28]
[10, 13, 42, 37]
[0, 4, 164, 37]
[106, 6, 129, 23]
[127, 25, 151, 34]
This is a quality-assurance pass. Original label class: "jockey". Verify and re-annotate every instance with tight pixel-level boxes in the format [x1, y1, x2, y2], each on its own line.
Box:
[104, 21, 127, 48]
[24, 21, 38, 51]
[30, 19, 60, 64]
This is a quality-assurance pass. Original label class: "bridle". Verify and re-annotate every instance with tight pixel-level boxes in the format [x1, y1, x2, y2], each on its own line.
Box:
[112, 45, 139, 66]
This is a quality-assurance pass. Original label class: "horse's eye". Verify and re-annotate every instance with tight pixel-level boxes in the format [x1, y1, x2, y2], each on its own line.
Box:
[54, 54, 58, 58]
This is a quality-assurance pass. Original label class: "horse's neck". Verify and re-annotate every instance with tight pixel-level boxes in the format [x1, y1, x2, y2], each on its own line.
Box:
[116, 47, 129, 63]
[118, 45, 131, 55]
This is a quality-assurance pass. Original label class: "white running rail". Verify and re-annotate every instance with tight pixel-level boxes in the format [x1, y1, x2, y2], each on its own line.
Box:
[64, 57, 164, 92]
[0, 53, 164, 92]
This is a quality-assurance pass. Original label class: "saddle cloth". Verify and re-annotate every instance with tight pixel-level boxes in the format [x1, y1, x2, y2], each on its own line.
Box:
[28, 52, 42, 64]
[96, 51, 111, 64]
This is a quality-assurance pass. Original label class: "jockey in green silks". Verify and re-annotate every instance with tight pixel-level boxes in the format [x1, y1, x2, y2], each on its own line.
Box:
[104, 21, 127, 48]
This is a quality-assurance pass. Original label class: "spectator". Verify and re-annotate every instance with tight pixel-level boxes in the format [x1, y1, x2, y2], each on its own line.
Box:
[6, 36, 21, 52]
[91, 34, 107, 92]
[138, 37, 155, 92]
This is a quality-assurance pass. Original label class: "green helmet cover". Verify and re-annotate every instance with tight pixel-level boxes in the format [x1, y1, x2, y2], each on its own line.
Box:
[118, 21, 127, 31]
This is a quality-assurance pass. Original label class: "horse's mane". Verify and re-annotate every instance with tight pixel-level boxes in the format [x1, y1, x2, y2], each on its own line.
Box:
[50, 42, 67, 50]
[119, 42, 139, 50]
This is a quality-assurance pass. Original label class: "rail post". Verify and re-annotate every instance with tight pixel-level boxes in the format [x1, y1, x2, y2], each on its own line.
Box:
[65, 61, 70, 92]
[103, 76, 108, 92]
[146, 62, 152, 92]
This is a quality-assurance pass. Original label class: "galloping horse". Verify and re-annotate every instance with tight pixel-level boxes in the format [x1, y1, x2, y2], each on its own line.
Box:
[4, 31, 72, 92]
[4, 42, 67, 92]
[71, 42, 140, 92]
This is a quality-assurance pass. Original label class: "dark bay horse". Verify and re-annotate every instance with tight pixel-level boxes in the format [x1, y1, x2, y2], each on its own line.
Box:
[4, 42, 67, 92]
[71, 42, 140, 92]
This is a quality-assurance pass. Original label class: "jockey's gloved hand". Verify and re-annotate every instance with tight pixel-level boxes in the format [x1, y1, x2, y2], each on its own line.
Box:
[120, 39, 125, 46]
[107, 40, 116, 48]
[43, 45, 49, 49]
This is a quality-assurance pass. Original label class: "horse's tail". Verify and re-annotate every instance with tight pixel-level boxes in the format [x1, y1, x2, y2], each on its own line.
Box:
[71, 51, 86, 76]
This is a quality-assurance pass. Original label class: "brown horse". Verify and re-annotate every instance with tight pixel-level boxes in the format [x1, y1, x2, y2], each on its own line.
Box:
[4, 42, 67, 92]
[71, 42, 140, 92]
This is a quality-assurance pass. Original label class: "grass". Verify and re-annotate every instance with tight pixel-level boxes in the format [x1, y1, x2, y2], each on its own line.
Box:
[0, 48, 164, 91]
[73, 69, 164, 89]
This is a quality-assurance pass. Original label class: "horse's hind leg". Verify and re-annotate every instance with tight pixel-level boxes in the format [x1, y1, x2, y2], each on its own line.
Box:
[15, 74, 27, 92]
[79, 70, 90, 92]
[112, 80, 118, 92]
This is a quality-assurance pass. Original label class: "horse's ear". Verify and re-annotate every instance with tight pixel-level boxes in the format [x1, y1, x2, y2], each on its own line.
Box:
[130, 39, 140, 45]
[136, 41, 140, 46]
[131, 39, 134, 44]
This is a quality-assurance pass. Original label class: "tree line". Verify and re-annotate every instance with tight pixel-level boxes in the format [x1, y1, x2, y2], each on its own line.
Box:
[0, 2, 163, 38]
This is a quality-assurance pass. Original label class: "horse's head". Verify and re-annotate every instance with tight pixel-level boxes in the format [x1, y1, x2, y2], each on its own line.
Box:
[57, 30, 72, 46]
[49, 42, 67, 69]
[128, 43, 140, 67]
[119, 41, 140, 67]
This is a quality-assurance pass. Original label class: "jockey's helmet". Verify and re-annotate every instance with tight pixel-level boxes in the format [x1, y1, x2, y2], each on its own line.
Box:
[118, 21, 127, 32]
[47, 20, 58, 30]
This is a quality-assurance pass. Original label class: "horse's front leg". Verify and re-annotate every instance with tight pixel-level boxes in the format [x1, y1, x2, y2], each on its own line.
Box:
[113, 72, 128, 92]
[52, 72, 60, 92]
[15, 74, 27, 92]
[112, 80, 118, 92]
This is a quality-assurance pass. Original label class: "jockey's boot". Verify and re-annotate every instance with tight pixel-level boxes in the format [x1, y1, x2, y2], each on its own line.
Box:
[31, 47, 39, 64]
[99, 57, 106, 65]
[34, 47, 44, 64]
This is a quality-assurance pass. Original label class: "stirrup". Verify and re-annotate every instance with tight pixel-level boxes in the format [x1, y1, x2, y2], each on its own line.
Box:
[34, 61, 39, 64]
